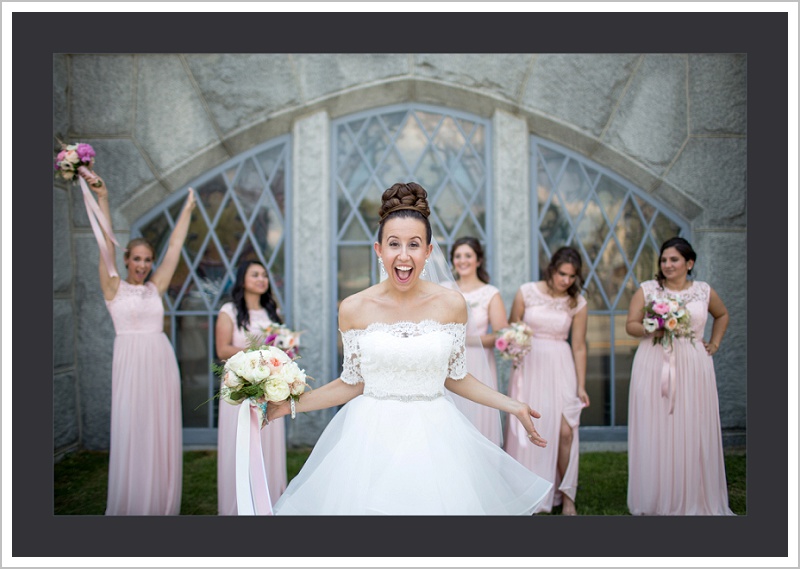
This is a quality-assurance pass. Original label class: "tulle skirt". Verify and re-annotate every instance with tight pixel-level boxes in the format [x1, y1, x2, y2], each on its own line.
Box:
[274, 394, 552, 515]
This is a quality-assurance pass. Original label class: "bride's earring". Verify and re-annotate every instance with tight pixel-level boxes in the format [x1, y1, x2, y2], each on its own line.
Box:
[378, 257, 387, 279]
[421, 258, 429, 279]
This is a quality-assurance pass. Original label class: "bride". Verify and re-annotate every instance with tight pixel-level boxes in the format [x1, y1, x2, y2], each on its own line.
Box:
[267, 182, 553, 515]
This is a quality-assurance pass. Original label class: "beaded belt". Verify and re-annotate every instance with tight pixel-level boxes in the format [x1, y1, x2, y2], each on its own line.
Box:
[363, 392, 445, 402]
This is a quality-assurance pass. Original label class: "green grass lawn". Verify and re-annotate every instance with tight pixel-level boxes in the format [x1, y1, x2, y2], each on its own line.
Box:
[54, 446, 746, 516]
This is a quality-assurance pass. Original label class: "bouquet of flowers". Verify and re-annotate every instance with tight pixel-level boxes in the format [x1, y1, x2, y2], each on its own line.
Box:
[642, 294, 694, 349]
[54, 141, 101, 186]
[259, 323, 303, 359]
[494, 322, 534, 368]
[213, 343, 309, 422]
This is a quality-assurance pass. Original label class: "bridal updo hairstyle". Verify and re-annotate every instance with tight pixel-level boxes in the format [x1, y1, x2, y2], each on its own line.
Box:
[377, 182, 432, 245]
[655, 236, 696, 289]
[544, 246, 585, 309]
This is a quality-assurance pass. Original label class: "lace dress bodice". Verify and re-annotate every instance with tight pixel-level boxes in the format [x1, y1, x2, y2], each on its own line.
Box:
[519, 282, 587, 341]
[461, 284, 500, 336]
[340, 320, 467, 400]
[641, 279, 710, 338]
[105, 280, 165, 335]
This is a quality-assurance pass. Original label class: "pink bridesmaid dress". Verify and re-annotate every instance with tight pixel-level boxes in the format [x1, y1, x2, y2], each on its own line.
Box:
[449, 284, 503, 446]
[104, 280, 183, 515]
[216, 302, 287, 514]
[627, 280, 734, 515]
[504, 282, 585, 513]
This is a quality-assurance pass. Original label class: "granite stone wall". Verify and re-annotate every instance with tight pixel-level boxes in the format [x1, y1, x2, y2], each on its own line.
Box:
[53, 53, 747, 453]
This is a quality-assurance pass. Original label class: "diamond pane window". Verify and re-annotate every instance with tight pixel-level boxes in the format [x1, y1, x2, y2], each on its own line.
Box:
[130, 137, 291, 442]
[531, 136, 690, 429]
[332, 105, 491, 373]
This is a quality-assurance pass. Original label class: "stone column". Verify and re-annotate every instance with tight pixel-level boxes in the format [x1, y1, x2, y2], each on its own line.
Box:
[492, 109, 530, 398]
[492, 109, 531, 311]
[290, 110, 332, 446]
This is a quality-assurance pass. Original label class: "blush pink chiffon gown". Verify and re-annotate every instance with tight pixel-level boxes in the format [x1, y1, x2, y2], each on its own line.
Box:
[216, 302, 287, 515]
[104, 280, 182, 515]
[449, 284, 503, 446]
[627, 280, 734, 515]
[504, 282, 586, 513]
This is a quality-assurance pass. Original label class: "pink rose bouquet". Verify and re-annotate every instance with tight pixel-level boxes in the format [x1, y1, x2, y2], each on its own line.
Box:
[642, 294, 694, 350]
[54, 141, 101, 186]
[494, 322, 534, 368]
[259, 323, 303, 360]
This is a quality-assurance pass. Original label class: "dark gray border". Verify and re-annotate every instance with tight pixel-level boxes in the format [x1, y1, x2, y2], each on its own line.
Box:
[13, 9, 789, 560]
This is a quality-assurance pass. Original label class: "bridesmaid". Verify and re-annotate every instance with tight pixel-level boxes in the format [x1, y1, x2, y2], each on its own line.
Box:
[215, 260, 288, 514]
[625, 236, 733, 515]
[504, 246, 589, 515]
[85, 169, 195, 515]
[448, 237, 506, 445]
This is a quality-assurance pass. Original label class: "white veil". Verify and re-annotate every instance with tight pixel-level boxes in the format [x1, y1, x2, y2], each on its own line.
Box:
[422, 240, 505, 446]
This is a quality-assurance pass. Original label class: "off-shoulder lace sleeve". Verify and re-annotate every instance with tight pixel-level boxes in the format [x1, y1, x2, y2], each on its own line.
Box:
[339, 329, 364, 384]
[447, 323, 467, 380]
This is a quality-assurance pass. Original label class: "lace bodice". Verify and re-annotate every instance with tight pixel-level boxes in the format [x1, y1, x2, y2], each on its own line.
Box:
[641, 279, 710, 337]
[460, 284, 500, 336]
[105, 280, 165, 335]
[519, 282, 586, 341]
[340, 320, 467, 400]
[218, 302, 274, 349]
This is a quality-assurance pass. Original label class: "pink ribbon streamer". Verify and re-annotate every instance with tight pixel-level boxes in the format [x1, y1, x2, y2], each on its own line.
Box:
[660, 345, 677, 415]
[78, 175, 119, 278]
[235, 401, 274, 515]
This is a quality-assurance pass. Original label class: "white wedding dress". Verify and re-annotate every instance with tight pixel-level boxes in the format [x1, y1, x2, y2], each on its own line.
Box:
[273, 320, 552, 515]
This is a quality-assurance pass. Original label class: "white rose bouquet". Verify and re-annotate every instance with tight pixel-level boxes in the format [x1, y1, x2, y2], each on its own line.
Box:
[642, 294, 694, 350]
[213, 344, 310, 424]
[494, 322, 534, 369]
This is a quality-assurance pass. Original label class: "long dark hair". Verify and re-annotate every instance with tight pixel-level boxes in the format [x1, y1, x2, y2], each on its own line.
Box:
[450, 236, 491, 284]
[231, 260, 282, 331]
[655, 236, 696, 289]
[544, 246, 584, 308]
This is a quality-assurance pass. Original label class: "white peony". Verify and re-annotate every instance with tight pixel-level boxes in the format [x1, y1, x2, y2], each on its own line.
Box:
[246, 351, 273, 383]
[290, 378, 307, 397]
[222, 368, 243, 389]
[264, 378, 291, 402]
[225, 350, 250, 379]
[265, 345, 292, 363]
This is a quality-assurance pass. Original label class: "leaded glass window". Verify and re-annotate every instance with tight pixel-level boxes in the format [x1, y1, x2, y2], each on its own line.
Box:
[531, 136, 690, 430]
[332, 105, 491, 371]
[131, 137, 291, 443]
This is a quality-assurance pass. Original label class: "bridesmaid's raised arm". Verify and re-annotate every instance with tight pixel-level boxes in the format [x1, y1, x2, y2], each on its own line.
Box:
[150, 188, 196, 295]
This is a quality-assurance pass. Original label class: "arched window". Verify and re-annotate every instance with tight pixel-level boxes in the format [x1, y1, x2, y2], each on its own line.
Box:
[531, 136, 690, 434]
[331, 104, 491, 372]
[131, 137, 291, 444]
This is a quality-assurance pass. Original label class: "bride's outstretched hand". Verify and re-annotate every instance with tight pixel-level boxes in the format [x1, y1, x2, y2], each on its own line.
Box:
[512, 401, 547, 448]
[267, 399, 290, 423]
